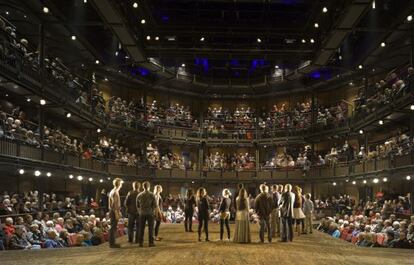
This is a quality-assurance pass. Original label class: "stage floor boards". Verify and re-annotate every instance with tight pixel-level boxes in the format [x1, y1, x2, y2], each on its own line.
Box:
[1, 223, 413, 265]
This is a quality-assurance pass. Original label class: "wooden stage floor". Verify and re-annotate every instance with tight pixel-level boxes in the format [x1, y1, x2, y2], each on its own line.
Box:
[1, 223, 413, 265]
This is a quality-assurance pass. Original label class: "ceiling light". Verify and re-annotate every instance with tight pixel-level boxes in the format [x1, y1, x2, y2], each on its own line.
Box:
[383, 177, 388, 182]
[141, 19, 146, 24]
[380, 42, 386, 47]
[95, 60, 100, 64]
[84, 0, 87, 3]
[46, 172, 52, 177]
[314, 23, 319, 28]
[97, 128, 101, 133]
[40, 99, 46, 105]
[5, 11, 9, 15]
[410, 104, 414, 110]
[19, 169, 25, 175]
[71, 35, 76, 41]
[372, 0, 376, 9]
[275, 65, 279, 69]
[77, 175, 83, 181]
[359, 129, 363, 134]
[107, 177, 111, 180]
[301, 39, 306, 43]
[257, 38, 262, 43]
[200, 37, 205, 41]
[322, 7, 328, 13]
[34, 170, 41, 177]
[310, 38, 315, 43]
[352, 181, 356, 185]
[66, 113, 72, 118]
[408, 15, 413, 22]
[338, 55, 342, 60]
[104, 77, 108, 81]
[69, 174, 74, 179]
[146, 35, 151, 40]
[155, 36, 159, 40]
[373, 178, 379, 183]
[133, 2, 138, 8]
[5, 94, 8, 97]
[43, 7, 49, 13]
[99, 179, 103, 183]
[358, 64, 363, 69]
[363, 180, 367, 184]
[378, 120, 383, 125]
[406, 175, 411, 180]
[26, 98, 31, 102]
[115, 51, 119, 56]
[181, 63, 186, 67]
[88, 177, 93, 182]
[333, 182, 337, 186]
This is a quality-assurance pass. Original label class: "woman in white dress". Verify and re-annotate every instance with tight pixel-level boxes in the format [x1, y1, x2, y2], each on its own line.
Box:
[233, 188, 251, 243]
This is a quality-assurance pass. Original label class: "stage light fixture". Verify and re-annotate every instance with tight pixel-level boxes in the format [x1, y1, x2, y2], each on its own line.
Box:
[410, 105, 414, 110]
[66, 113, 71, 118]
[373, 178, 379, 183]
[363, 180, 367, 184]
[372, 0, 376, 9]
[155, 36, 159, 40]
[200, 37, 205, 41]
[97, 128, 101, 133]
[26, 98, 31, 102]
[19, 169, 25, 175]
[69, 174, 74, 179]
[352, 181, 356, 185]
[333, 182, 337, 186]
[407, 15, 413, 22]
[84, 0, 87, 3]
[141, 19, 146, 24]
[88, 177, 93, 182]
[34, 170, 41, 177]
[104, 77, 108, 82]
[146, 35, 151, 40]
[43, 7, 49, 13]
[5, 11, 9, 15]
[275, 65, 279, 69]
[40, 99, 46, 105]
[322, 7, 328, 13]
[378, 120, 383, 125]
[301, 39, 306, 43]
[100, 179, 103, 183]
[107, 177, 111, 180]
[77, 175, 83, 181]
[95, 60, 100, 64]
[71, 35, 76, 41]
[359, 129, 363, 134]
[46, 172, 52, 177]
[383, 177, 388, 182]
[310, 38, 315, 43]
[314, 23, 319, 28]
[181, 63, 186, 67]
[133, 2, 138, 8]
[380, 42, 385, 47]
[407, 175, 411, 180]
[257, 38, 262, 43]
[115, 51, 119, 56]
[358, 64, 363, 69]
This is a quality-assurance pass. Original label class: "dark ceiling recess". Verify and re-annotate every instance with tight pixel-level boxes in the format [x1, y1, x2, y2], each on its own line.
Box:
[3, 0, 414, 98]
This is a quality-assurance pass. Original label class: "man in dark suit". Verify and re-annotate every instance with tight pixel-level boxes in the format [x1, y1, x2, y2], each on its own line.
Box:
[279, 184, 295, 242]
[254, 184, 273, 243]
[124, 181, 141, 243]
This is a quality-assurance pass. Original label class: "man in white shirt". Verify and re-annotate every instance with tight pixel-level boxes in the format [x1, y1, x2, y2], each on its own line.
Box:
[108, 177, 123, 248]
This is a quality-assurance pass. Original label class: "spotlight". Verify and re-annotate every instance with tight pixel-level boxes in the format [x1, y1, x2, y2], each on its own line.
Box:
[407, 15, 413, 22]
[301, 39, 306, 43]
[40, 99, 46, 105]
[363, 180, 367, 184]
[69, 174, 74, 179]
[43, 7, 49, 13]
[275, 65, 279, 69]
[410, 105, 414, 110]
[99, 179, 103, 183]
[66, 113, 72, 118]
[333, 182, 337, 186]
[200, 37, 205, 41]
[19, 169, 25, 175]
[46, 172, 52, 177]
[191, 181, 195, 184]
[146, 35, 151, 40]
[133, 2, 138, 8]
[322, 7, 328, 13]
[141, 19, 146, 24]
[77, 175, 83, 181]
[373, 178, 379, 184]
[378, 120, 383, 125]
[352, 181, 356, 185]
[358, 64, 363, 69]
[406, 175, 411, 180]
[95, 60, 100, 64]
[181, 63, 186, 67]
[104, 77, 108, 82]
[71, 35, 76, 41]
[359, 129, 364, 135]
[97, 128, 101, 133]
[345, 179, 349, 183]
[26, 98, 31, 102]
[383, 177, 388, 182]
[155, 36, 159, 41]
[88, 177, 93, 182]
[310, 38, 315, 43]
[34, 170, 41, 177]
[314, 23, 319, 28]
[257, 38, 262, 43]
[372, 0, 376, 9]
[107, 177, 111, 180]
[115, 51, 119, 56]
[84, 0, 87, 3]
[349, 82, 354, 86]
[338, 55, 342, 60]
[5, 11, 9, 15]
[380, 42, 386, 47]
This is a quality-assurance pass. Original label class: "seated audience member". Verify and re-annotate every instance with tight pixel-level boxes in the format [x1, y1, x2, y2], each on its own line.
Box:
[26, 224, 43, 247]
[43, 230, 64, 249]
[8, 226, 32, 250]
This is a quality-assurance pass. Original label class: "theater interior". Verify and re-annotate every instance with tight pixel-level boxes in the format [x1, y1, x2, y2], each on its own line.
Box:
[0, 0, 414, 264]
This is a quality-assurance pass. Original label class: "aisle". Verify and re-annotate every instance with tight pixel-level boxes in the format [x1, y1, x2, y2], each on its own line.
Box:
[0, 223, 413, 265]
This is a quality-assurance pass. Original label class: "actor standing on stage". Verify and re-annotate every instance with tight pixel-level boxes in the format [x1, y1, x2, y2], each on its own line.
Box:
[124, 181, 140, 244]
[184, 188, 196, 232]
[219, 189, 232, 241]
[233, 188, 251, 243]
[108, 178, 123, 248]
[197, 187, 210, 242]
[279, 184, 295, 242]
[254, 184, 273, 243]
[270, 184, 281, 238]
[153, 185, 163, 241]
[137, 181, 157, 247]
